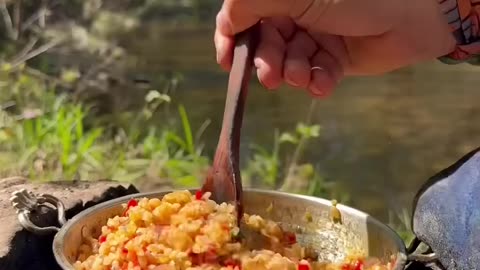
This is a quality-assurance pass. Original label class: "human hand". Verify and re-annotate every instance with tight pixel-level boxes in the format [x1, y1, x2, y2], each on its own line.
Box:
[214, 0, 456, 97]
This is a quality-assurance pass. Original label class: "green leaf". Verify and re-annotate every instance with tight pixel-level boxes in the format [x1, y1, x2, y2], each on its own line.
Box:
[178, 105, 194, 155]
[83, 152, 102, 169]
[78, 128, 103, 154]
[296, 123, 321, 138]
[145, 90, 171, 103]
[279, 132, 298, 144]
[18, 146, 38, 167]
[60, 69, 80, 83]
[165, 131, 186, 150]
[74, 106, 84, 139]
[123, 158, 151, 168]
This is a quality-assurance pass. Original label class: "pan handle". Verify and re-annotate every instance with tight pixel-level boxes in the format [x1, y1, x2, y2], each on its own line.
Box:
[10, 189, 67, 235]
[405, 236, 443, 268]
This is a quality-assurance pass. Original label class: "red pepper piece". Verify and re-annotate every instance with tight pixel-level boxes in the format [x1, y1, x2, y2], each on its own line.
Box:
[341, 259, 364, 270]
[353, 259, 364, 270]
[284, 231, 297, 245]
[225, 258, 241, 269]
[224, 258, 235, 265]
[123, 199, 138, 216]
[127, 199, 138, 208]
[221, 224, 230, 231]
[131, 253, 139, 266]
[298, 263, 310, 270]
[195, 190, 203, 200]
[98, 235, 107, 243]
[122, 248, 128, 255]
[190, 252, 204, 265]
[204, 248, 218, 263]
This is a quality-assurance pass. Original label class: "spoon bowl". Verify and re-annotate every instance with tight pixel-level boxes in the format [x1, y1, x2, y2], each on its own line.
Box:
[201, 26, 259, 220]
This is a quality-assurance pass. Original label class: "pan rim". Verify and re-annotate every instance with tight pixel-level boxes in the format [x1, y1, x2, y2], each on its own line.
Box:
[53, 188, 407, 269]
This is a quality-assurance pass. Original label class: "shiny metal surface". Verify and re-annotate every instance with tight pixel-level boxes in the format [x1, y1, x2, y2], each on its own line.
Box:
[10, 188, 67, 235]
[48, 189, 407, 269]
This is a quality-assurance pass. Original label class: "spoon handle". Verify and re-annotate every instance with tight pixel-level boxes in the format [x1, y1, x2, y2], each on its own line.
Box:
[223, 26, 259, 167]
[212, 25, 259, 213]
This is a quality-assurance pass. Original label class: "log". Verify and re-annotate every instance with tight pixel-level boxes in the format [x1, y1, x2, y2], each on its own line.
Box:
[0, 177, 140, 270]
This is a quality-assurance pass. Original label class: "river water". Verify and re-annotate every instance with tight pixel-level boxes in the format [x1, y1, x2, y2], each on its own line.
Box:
[118, 23, 480, 224]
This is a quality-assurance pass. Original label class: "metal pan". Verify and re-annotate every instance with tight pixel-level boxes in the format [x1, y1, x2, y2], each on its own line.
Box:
[11, 189, 410, 269]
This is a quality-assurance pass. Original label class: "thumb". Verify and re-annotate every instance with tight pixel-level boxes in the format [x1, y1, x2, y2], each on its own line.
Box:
[218, 0, 399, 37]
[217, 0, 311, 36]
[215, 0, 307, 70]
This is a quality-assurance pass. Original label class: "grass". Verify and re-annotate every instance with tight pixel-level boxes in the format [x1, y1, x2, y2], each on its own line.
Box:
[0, 65, 209, 185]
[0, 62, 333, 195]
[0, 66, 331, 197]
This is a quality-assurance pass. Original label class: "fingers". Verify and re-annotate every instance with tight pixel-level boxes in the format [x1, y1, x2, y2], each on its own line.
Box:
[283, 31, 344, 97]
[214, 27, 235, 71]
[309, 50, 343, 97]
[308, 32, 350, 69]
[214, 0, 307, 70]
[284, 31, 317, 89]
[215, 0, 348, 97]
[215, 16, 294, 73]
[268, 17, 296, 40]
[254, 21, 287, 90]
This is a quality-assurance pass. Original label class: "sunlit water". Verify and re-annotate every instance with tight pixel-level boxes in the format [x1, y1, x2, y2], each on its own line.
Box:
[118, 23, 480, 224]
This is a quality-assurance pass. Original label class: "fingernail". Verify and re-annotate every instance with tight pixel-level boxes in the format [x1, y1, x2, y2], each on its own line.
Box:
[216, 42, 223, 63]
[285, 76, 299, 87]
[310, 85, 326, 97]
[256, 69, 269, 90]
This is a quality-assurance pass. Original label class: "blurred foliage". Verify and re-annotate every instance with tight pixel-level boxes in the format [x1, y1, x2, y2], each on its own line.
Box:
[388, 208, 416, 244]
[0, 66, 209, 185]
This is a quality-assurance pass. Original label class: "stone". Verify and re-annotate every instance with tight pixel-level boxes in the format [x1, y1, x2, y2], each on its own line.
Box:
[412, 147, 480, 270]
[0, 176, 140, 270]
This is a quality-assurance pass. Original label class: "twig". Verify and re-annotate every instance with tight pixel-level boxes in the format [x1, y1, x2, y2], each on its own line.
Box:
[0, 0, 17, 40]
[12, 0, 21, 38]
[0, 175, 30, 182]
[24, 66, 70, 88]
[39, 0, 46, 28]
[21, 5, 50, 31]
[10, 36, 38, 63]
[195, 119, 211, 147]
[11, 37, 63, 68]
[280, 100, 318, 192]
[74, 50, 117, 93]
[0, 101, 15, 110]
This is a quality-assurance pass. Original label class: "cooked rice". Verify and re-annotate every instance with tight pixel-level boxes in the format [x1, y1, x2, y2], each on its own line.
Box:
[74, 190, 393, 270]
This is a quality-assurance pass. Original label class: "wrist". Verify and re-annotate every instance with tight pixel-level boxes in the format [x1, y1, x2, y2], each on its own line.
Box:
[437, 0, 480, 65]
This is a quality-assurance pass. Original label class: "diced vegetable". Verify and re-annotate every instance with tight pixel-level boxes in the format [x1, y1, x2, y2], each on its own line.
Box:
[284, 231, 297, 245]
[298, 262, 310, 270]
[195, 190, 203, 200]
[123, 199, 138, 216]
[98, 235, 106, 243]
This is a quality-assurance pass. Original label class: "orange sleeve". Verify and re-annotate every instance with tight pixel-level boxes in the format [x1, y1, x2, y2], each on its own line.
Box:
[438, 0, 480, 65]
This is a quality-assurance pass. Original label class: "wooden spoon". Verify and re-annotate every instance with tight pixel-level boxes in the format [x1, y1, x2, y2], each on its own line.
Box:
[201, 25, 259, 221]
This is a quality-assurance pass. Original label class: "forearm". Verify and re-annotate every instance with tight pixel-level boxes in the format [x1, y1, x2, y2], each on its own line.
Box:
[438, 0, 480, 65]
